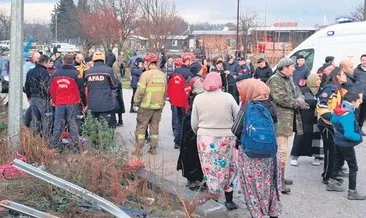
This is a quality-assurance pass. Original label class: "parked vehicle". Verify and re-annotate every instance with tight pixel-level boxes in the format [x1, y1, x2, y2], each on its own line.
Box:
[0, 40, 10, 51]
[276, 21, 366, 71]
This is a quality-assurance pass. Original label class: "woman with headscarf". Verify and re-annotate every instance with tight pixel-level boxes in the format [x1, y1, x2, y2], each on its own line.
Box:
[232, 78, 281, 218]
[177, 62, 205, 190]
[191, 72, 239, 210]
[290, 73, 324, 166]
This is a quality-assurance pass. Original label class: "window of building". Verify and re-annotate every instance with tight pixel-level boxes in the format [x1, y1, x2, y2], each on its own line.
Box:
[172, 40, 178, 47]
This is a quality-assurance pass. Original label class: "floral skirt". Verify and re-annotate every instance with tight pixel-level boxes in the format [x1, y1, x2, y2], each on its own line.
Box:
[196, 135, 237, 193]
[237, 148, 282, 218]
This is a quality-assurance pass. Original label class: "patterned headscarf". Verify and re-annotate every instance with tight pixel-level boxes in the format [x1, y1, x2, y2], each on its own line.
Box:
[236, 78, 270, 104]
[203, 72, 222, 91]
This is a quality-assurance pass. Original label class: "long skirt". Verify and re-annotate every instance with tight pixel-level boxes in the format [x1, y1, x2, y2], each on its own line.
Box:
[177, 113, 203, 182]
[237, 149, 282, 218]
[196, 135, 237, 193]
[291, 130, 324, 159]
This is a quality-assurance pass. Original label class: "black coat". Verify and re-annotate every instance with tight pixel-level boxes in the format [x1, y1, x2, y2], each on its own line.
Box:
[114, 82, 125, 114]
[177, 94, 203, 182]
[106, 52, 116, 68]
[354, 64, 366, 96]
[85, 62, 119, 112]
[173, 65, 192, 80]
[24, 64, 51, 100]
[254, 63, 273, 83]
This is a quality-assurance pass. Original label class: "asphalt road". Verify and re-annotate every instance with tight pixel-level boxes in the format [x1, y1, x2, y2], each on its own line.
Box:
[118, 89, 366, 218]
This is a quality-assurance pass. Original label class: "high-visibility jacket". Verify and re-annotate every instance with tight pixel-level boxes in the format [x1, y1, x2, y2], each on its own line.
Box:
[134, 69, 167, 109]
[75, 62, 89, 79]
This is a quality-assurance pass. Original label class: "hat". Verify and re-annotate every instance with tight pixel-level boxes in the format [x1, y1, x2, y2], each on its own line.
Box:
[203, 72, 222, 91]
[325, 56, 335, 64]
[257, 58, 266, 63]
[189, 61, 202, 75]
[237, 57, 245, 61]
[297, 55, 305, 60]
[92, 51, 105, 61]
[277, 57, 295, 69]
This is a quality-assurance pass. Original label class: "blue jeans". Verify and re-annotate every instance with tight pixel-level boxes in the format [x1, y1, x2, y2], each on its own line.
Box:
[31, 97, 53, 140]
[51, 104, 80, 148]
[171, 106, 184, 145]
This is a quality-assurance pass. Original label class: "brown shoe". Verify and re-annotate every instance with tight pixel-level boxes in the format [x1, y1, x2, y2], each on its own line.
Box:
[148, 147, 157, 155]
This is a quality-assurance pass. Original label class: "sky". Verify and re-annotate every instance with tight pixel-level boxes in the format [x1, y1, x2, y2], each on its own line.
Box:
[0, 0, 364, 26]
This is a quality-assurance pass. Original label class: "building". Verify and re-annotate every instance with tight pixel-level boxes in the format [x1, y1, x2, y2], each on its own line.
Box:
[191, 23, 316, 61]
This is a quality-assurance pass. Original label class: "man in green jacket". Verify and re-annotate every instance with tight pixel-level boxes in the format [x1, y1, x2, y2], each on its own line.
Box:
[267, 57, 309, 194]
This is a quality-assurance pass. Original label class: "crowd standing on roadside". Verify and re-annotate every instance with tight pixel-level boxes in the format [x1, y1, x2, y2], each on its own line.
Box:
[23, 46, 366, 217]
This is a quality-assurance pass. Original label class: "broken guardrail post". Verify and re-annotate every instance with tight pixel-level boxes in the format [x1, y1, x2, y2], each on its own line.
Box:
[12, 159, 130, 218]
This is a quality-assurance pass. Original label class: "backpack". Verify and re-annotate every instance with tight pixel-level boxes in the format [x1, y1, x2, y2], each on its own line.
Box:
[241, 101, 277, 158]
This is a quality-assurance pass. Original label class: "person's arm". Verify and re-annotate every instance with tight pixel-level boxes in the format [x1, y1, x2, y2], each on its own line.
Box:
[24, 70, 31, 99]
[75, 74, 86, 106]
[191, 99, 199, 134]
[232, 107, 245, 139]
[133, 72, 147, 107]
[108, 69, 119, 89]
[267, 76, 298, 109]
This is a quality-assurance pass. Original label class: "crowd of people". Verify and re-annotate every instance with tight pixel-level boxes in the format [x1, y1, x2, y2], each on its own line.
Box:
[23, 47, 366, 217]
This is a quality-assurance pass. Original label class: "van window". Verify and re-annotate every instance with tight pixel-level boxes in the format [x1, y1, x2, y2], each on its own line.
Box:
[290, 49, 315, 70]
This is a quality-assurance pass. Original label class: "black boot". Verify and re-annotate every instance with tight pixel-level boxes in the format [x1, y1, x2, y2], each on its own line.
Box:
[224, 191, 238, 210]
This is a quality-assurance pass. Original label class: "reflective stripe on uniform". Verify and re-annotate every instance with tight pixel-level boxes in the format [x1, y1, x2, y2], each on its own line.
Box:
[150, 134, 159, 139]
[146, 87, 165, 92]
[137, 82, 146, 89]
[140, 103, 164, 109]
[137, 134, 146, 140]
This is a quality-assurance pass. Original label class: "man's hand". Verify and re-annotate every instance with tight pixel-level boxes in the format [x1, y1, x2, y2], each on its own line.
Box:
[133, 106, 139, 112]
[224, 70, 230, 75]
[295, 98, 309, 110]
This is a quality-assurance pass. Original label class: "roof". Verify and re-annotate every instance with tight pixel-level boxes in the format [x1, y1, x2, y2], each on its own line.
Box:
[192, 26, 316, 36]
[192, 30, 237, 36]
[250, 26, 316, 32]
[167, 35, 189, 40]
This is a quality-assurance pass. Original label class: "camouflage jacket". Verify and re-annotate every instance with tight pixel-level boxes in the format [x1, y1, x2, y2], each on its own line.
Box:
[267, 71, 304, 136]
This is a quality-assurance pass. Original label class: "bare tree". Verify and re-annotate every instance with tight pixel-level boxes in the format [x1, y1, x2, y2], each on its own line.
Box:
[351, 4, 365, 21]
[24, 22, 53, 44]
[0, 10, 10, 40]
[239, 13, 257, 55]
[136, 0, 186, 52]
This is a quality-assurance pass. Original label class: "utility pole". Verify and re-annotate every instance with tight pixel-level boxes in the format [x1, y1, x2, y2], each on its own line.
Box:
[364, 0, 366, 21]
[8, 0, 24, 148]
[236, 0, 240, 51]
[55, 13, 58, 43]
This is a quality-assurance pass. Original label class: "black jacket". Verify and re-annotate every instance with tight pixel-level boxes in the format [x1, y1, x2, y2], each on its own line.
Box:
[24, 64, 51, 100]
[130, 65, 143, 89]
[173, 65, 192, 80]
[85, 61, 119, 112]
[354, 64, 366, 96]
[254, 63, 273, 83]
[224, 62, 241, 85]
[106, 52, 116, 68]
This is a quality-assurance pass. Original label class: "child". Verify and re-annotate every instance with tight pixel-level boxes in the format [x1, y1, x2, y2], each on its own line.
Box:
[327, 92, 365, 200]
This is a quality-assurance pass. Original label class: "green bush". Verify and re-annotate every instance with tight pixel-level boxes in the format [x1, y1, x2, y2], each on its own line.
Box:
[81, 112, 116, 152]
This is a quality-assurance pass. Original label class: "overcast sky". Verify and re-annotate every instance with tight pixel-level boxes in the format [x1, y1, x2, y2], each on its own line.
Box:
[0, 0, 363, 26]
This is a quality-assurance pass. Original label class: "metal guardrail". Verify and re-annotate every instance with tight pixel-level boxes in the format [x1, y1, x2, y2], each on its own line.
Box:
[0, 200, 59, 218]
[13, 159, 130, 218]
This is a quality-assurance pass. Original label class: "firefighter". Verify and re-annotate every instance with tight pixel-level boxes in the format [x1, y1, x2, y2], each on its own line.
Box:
[132, 53, 167, 155]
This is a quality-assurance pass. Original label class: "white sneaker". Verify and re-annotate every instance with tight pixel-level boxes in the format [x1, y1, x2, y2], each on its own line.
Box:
[312, 158, 321, 166]
[290, 159, 299, 166]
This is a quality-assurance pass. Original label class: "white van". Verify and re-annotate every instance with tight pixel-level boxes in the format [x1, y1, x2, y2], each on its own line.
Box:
[283, 21, 366, 72]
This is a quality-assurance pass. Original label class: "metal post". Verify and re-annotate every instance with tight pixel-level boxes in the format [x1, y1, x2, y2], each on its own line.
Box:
[8, 0, 24, 148]
[236, 0, 240, 51]
[364, 0, 366, 21]
[55, 13, 58, 43]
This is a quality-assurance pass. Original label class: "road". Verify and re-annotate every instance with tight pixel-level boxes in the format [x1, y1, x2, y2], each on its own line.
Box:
[119, 88, 366, 218]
